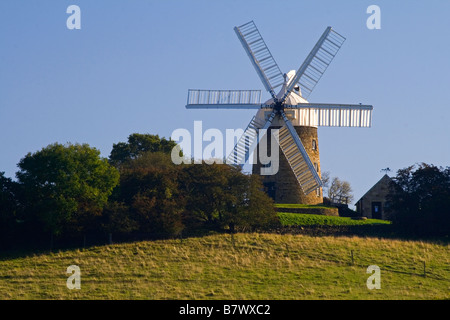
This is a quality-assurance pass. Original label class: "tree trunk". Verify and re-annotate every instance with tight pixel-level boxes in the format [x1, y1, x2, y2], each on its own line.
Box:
[229, 222, 235, 234]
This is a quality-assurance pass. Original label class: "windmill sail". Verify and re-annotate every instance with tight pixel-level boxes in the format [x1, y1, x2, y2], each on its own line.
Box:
[284, 103, 373, 127]
[234, 21, 285, 99]
[282, 27, 346, 101]
[226, 110, 276, 165]
[186, 89, 263, 109]
[278, 111, 322, 195]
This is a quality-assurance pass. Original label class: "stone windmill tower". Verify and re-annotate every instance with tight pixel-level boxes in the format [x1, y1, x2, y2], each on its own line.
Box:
[186, 21, 373, 204]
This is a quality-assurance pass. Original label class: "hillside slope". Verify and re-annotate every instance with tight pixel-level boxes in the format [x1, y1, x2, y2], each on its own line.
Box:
[0, 233, 448, 299]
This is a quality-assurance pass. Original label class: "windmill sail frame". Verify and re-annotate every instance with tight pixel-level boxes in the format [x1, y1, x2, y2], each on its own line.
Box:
[234, 21, 285, 99]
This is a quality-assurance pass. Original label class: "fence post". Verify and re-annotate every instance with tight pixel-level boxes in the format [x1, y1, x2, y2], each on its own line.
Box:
[231, 232, 235, 248]
[423, 261, 426, 277]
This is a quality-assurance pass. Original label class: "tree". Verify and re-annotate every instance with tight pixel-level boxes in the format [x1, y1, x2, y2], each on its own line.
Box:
[321, 171, 330, 189]
[179, 162, 278, 232]
[388, 163, 450, 236]
[231, 175, 279, 232]
[178, 162, 229, 229]
[328, 177, 354, 205]
[109, 133, 178, 167]
[114, 152, 185, 237]
[101, 201, 138, 236]
[0, 172, 19, 243]
[16, 143, 120, 237]
[109, 142, 279, 237]
[321, 171, 331, 202]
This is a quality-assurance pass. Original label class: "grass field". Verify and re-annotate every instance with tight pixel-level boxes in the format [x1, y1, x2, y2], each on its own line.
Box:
[278, 212, 391, 226]
[0, 233, 448, 300]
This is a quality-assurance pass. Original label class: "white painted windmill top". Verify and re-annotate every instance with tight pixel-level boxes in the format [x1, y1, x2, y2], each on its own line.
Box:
[258, 70, 315, 127]
[263, 70, 309, 105]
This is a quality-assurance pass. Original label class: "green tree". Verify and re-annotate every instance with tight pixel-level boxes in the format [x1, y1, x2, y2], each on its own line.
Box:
[109, 133, 178, 167]
[388, 163, 450, 236]
[17, 143, 120, 237]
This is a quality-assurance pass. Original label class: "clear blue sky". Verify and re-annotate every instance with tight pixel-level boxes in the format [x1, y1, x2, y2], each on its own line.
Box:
[1, 0, 449, 206]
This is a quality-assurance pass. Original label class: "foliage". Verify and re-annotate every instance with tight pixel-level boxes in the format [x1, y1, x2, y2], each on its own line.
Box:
[109, 133, 178, 167]
[116, 152, 185, 237]
[222, 174, 279, 232]
[100, 201, 139, 235]
[8, 134, 277, 241]
[236, 175, 279, 231]
[179, 163, 278, 232]
[388, 163, 450, 236]
[0, 172, 20, 240]
[111, 152, 278, 235]
[16, 143, 120, 236]
[178, 163, 230, 228]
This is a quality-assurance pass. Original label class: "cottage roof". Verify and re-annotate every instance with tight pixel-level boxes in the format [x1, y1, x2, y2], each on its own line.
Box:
[356, 174, 392, 204]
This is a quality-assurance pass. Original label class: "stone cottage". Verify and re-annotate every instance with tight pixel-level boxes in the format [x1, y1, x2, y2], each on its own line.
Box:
[355, 174, 392, 220]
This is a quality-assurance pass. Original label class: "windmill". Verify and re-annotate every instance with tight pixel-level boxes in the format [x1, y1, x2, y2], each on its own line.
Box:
[186, 21, 373, 204]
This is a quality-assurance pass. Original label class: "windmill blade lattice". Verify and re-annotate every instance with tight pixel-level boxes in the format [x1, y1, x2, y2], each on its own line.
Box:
[284, 103, 373, 127]
[282, 27, 346, 101]
[226, 110, 276, 165]
[234, 21, 285, 99]
[186, 89, 263, 109]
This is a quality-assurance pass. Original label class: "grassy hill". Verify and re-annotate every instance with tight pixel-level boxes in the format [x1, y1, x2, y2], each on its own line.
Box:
[1, 233, 448, 300]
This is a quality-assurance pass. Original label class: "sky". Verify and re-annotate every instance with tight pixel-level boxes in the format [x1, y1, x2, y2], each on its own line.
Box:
[1, 0, 449, 207]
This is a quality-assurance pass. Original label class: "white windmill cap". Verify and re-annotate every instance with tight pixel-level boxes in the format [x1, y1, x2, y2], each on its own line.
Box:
[263, 70, 308, 105]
